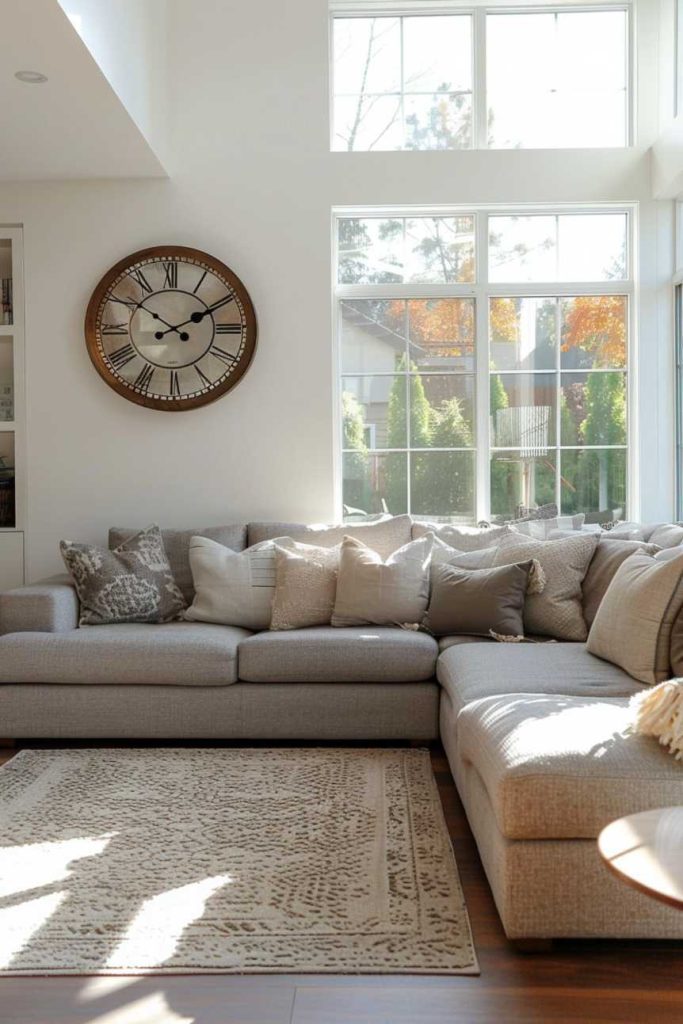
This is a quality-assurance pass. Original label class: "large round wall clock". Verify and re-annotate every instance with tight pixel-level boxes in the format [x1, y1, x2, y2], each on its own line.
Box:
[84, 246, 257, 411]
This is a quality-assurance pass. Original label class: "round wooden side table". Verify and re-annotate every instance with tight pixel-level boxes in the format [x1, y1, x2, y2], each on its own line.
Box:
[598, 806, 683, 910]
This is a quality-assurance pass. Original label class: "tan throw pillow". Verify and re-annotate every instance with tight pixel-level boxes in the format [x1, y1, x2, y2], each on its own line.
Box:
[491, 533, 598, 641]
[270, 542, 340, 630]
[331, 534, 434, 628]
[424, 561, 534, 638]
[588, 549, 683, 685]
[412, 521, 513, 551]
[582, 538, 659, 629]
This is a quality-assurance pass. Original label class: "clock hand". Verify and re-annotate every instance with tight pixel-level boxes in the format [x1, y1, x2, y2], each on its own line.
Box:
[137, 300, 190, 341]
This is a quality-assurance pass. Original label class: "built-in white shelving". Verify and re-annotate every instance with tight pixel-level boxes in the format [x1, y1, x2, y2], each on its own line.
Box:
[0, 228, 25, 589]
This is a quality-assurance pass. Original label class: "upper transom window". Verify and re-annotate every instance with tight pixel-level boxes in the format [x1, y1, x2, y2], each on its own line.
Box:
[331, 6, 630, 151]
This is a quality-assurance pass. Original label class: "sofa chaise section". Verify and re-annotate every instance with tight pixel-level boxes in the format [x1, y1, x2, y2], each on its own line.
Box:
[438, 645, 683, 940]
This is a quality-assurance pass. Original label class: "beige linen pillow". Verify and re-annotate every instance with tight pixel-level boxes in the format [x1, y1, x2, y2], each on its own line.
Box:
[423, 561, 533, 638]
[491, 533, 598, 641]
[270, 542, 340, 630]
[588, 549, 683, 685]
[581, 538, 659, 629]
[412, 521, 513, 551]
[331, 534, 434, 628]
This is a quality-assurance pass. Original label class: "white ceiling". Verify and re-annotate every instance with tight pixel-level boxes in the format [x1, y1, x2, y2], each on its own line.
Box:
[0, 0, 166, 180]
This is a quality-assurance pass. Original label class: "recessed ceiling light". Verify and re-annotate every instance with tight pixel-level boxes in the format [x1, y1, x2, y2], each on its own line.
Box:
[14, 70, 48, 84]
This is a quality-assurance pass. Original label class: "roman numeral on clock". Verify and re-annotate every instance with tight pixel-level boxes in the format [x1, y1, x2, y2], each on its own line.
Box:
[163, 262, 178, 289]
[212, 346, 236, 366]
[193, 270, 208, 294]
[170, 370, 181, 397]
[209, 294, 234, 313]
[195, 365, 213, 390]
[215, 323, 241, 334]
[128, 268, 153, 294]
[108, 294, 138, 310]
[134, 363, 155, 393]
[102, 322, 128, 335]
[108, 344, 136, 370]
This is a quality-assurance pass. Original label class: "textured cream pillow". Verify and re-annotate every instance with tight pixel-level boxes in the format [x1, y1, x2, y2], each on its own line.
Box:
[491, 533, 598, 641]
[588, 550, 683, 685]
[331, 534, 434, 628]
[270, 542, 340, 630]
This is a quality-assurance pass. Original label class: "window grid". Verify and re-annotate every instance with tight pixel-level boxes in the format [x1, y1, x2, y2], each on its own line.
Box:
[335, 205, 635, 524]
[330, 3, 632, 152]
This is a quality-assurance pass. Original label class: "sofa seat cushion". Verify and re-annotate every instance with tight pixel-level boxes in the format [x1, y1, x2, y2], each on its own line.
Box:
[456, 694, 683, 840]
[238, 626, 438, 683]
[437, 641, 645, 717]
[0, 622, 251, 687]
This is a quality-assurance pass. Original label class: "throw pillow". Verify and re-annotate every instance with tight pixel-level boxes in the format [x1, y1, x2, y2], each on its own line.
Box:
[60, 524, 186, 626]
[109, 524, 247, 604]
[491, 533, 598, 641]
[423, 561, 534, 638]
[185, 536, 332, 630]
[646, 523, 683, 549]
[247, 514, 411, 559]
[412, 521, 513, 550]
[270, 542, 340, 630]
[581, 538, 659, 629]
[331, 534, 434, 628]
[587, 549, 683, 685]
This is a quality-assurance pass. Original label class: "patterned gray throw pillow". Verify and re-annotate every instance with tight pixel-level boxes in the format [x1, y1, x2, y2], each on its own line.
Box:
[60, 525, 186, 626]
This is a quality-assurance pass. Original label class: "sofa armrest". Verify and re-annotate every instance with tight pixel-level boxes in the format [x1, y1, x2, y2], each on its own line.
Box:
[0, 574, 79, 634]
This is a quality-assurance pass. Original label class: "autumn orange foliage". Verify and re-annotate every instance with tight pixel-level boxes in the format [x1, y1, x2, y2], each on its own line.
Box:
[561, 295, 627, 368]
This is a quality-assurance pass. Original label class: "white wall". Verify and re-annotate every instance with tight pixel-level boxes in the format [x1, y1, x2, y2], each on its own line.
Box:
[58, 0, 169, 167]
[0, 0, 675, 579]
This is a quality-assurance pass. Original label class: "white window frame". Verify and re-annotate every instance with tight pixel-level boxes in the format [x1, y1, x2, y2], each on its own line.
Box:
[329, 1, 634, 151]
[332, 202, 637, 522]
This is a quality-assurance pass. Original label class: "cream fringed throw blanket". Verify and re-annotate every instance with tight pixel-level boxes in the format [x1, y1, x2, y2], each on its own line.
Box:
[630, 680, 683, 760]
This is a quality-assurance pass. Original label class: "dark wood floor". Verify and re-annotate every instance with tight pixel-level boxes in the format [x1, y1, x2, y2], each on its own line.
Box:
[0, 742, 681, 1024]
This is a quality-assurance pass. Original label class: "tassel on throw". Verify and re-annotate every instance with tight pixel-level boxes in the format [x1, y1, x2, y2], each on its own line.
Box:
[630, 680, 683, 760]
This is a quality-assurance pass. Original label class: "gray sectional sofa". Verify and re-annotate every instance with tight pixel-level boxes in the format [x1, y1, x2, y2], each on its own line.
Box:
[0, 517, 682, 944]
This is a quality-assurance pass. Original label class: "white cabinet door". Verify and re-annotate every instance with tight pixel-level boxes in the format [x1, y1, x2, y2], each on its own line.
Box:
[0, 532, 23, 591]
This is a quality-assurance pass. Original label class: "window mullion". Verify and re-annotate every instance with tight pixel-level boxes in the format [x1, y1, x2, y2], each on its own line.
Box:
[474, 7, 487, 150]
[475, 212, 490, 522]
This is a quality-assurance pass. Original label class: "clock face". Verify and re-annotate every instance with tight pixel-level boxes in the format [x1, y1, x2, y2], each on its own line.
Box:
[85, 246, 257, 410]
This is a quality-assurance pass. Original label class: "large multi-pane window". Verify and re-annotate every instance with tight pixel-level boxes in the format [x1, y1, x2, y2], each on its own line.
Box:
[335, 208, 632, 523]
[331, 5, 630, 151]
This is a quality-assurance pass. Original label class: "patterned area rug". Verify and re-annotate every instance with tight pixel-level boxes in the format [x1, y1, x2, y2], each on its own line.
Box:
[0, 748, 478, 975]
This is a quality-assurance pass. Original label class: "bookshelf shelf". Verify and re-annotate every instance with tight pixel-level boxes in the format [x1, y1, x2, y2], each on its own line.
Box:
[0, 228, 24, 589]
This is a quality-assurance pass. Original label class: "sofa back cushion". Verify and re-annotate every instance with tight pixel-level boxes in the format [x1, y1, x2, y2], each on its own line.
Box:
[412, 521, 513, 550]
[581, 538, 659, 629]
[248, 514, 411, 559]
[109, 525, 247, 604]
[587, 549, 683, 685]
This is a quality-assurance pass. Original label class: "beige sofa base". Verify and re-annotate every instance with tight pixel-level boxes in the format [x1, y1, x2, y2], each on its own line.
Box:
[440, 692, 683, 940]
[0, 681, 439, 741]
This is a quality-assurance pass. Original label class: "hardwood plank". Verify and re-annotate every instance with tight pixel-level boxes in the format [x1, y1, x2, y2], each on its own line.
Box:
[0, 977, 297, 1024]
